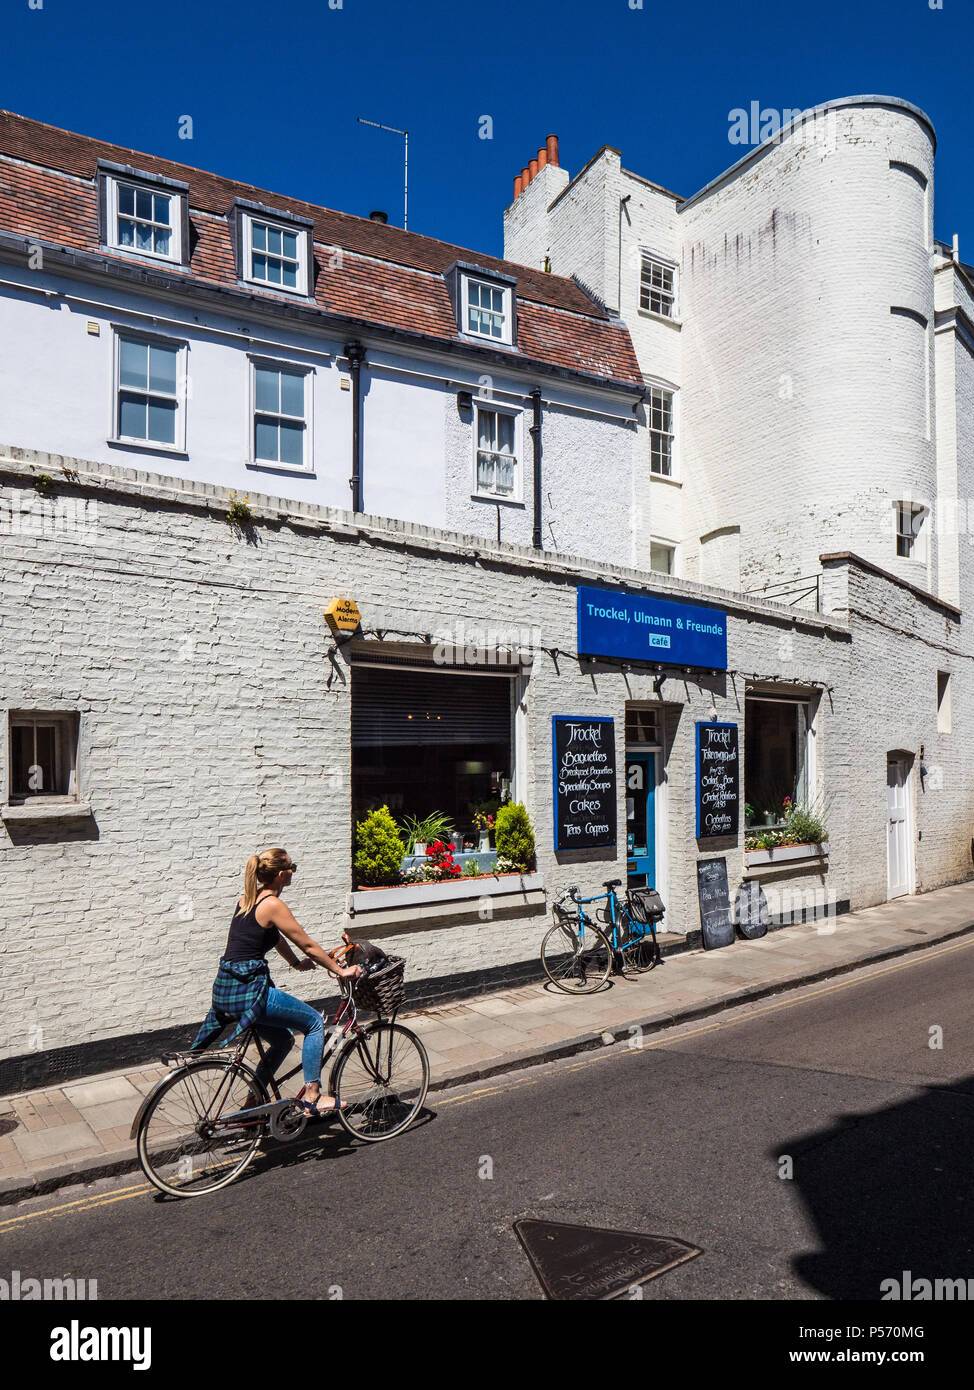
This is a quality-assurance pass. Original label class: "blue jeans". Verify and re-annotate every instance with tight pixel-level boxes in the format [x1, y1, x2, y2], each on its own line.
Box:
[251, 988, 325, 1090]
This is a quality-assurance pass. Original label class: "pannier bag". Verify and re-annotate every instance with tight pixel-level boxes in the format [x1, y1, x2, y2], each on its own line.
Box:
[627, 887, 665, 924]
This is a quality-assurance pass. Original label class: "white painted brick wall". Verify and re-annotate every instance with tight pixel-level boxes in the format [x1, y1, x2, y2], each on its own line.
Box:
[2, 446, 972, 1074]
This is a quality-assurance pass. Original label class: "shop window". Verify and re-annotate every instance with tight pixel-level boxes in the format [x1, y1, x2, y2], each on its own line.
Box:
[744, 697, 810, 827]
[351, 664, 514, 860]
[8, 712, 79, 802]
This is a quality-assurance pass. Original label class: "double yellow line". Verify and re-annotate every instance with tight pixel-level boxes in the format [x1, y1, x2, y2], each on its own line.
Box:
[3, 933, 971, 1232]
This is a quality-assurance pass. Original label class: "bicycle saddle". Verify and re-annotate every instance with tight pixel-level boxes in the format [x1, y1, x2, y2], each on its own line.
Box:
[603, 879, 622, 889]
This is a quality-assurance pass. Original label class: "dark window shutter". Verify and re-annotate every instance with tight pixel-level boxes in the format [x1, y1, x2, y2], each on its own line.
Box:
[352, 667, 513, 747]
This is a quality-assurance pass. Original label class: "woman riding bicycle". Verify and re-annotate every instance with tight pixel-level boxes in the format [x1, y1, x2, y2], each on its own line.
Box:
[191, 847, 361, 1117]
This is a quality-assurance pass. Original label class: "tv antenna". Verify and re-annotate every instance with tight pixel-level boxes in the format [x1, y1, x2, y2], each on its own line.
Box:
[356, 117, 409, 229]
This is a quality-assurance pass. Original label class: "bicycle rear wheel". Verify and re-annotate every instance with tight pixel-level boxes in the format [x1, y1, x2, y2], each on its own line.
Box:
[136, 1059, 268, 1198]
[332, 1022, 429, 1143]
[620, 921, 660, 973]
[541, 918, 612, 994]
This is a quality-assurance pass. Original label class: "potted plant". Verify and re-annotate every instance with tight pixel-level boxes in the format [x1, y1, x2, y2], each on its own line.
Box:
[494, 801, 535, 874]
[354, 805, 405, 887]
[422, 841, 463, 881]
[473, 809, 495, 852]
[401, 810, 454, 858]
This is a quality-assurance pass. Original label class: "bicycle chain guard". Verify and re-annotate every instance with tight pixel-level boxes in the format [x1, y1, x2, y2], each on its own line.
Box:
[269, 1100, 309, 1141]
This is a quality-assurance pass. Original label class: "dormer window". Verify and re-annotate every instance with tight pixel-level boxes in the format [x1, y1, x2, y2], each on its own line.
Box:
[465, 278, 509, 340]
[446, 262, 517, 348]
[98, 162, 188, 265]
[230, 200, 313, 298]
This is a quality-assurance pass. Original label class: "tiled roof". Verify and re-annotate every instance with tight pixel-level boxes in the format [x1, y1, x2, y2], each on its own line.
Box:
[0, 111, 643, 388]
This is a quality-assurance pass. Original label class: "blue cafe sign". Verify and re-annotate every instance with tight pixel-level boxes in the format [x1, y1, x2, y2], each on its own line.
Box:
[577, 585, 727, 671]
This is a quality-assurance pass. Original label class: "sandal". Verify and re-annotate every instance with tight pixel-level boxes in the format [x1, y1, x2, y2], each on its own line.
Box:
[297, 1095, 345, 1119]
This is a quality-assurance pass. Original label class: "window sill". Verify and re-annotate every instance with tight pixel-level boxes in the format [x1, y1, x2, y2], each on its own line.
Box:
[108, 439, 188, 459]
[101, 244, 187, 271]
[349, 871, 544, 914]
[470, 492, 524, 507]
[246, 460, 316, 478]
[637, 309, 682, 330]
[744, 840, 829, 869]
[2, 801, 92, 822]
[457, 332, 517, 351]
[649, 472, 682, 488]
[239, 279, 313, 302]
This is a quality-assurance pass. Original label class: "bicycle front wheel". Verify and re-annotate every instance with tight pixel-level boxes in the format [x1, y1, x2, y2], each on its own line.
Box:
[136, 1059, 268, 1198]
[541, 919, 612, 994]
[332, 1023, 429, 1142]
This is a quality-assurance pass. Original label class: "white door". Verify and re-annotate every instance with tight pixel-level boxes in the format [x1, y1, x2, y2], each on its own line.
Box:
[886, 757, 912, 899]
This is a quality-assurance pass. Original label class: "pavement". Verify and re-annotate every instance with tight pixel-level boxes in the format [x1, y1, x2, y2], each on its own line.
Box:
[2, 878, 974, 1204]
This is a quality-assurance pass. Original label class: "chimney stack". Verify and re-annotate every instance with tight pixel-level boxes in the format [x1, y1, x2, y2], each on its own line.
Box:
[512, 135, 560, 201]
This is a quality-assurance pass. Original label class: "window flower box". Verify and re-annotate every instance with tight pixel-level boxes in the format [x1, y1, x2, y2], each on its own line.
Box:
[350, 871, 543, 913]
[744, 839, 830, 868]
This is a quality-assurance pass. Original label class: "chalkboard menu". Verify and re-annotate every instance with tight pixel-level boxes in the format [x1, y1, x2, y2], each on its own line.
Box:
[552, 716, 617, 852]
[697, 857, 734, 950]
[695, 721, 739, 839]
[734, 879, 770, 940]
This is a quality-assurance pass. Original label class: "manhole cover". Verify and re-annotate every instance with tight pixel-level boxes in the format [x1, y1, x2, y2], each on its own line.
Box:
[514, 1218, 702, 1300]
[0, 1117, 18, 1137]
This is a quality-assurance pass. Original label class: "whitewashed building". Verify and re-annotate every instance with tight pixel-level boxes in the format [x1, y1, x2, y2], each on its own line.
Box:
[1, 102, 972, 1090]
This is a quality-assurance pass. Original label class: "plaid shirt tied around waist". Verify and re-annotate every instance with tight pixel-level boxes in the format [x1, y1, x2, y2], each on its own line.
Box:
[190, 957, 274, 1051]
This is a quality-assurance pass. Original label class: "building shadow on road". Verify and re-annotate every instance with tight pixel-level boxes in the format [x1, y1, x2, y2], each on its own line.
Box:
[774, 1073, 974, 1299]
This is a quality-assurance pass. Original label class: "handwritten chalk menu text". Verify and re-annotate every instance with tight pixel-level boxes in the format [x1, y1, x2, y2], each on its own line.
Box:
[552, 716, 617, 851]
[697, 857, 734, 950]
[695, 721, 739, 839]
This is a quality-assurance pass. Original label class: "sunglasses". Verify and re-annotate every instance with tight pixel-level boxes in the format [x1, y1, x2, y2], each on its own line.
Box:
[285, 862, 298, 873]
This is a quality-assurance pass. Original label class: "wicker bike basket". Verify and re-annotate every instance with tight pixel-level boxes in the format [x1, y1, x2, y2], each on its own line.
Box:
[626, 887, 665, 924]
[353, 954, 407, 1014]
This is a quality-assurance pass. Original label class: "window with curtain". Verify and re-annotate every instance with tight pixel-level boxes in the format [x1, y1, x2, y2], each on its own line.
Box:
[249, 219, 302, 289]
[476, 406, 517, 498]
[464, 277, 510, 341]
[115, 182, 174, 257]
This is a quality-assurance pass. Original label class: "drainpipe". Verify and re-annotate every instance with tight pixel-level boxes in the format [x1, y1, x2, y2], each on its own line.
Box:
[346, 341, 365, 513]
[530, 386, 543, 549]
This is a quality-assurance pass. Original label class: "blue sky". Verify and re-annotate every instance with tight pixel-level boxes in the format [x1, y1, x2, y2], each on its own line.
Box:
[5, 0, 972, 259]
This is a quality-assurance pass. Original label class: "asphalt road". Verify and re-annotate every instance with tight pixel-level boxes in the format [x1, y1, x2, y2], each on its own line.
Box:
[3, 933, 974, 1302]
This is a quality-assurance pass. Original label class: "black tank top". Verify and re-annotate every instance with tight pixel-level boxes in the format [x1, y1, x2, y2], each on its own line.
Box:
[223, 893, 281, 962]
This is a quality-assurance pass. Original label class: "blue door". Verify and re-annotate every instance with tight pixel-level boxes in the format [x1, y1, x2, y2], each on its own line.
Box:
[626, 754, 656, 889]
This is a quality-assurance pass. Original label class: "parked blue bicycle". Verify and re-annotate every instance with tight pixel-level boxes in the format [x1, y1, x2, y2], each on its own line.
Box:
[540, 879, 664, 994]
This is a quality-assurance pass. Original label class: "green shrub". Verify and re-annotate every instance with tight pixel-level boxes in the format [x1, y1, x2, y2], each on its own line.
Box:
[494, 801, 535, 873]
[354, 805, 405, 886]
[783, 806, 826, 844]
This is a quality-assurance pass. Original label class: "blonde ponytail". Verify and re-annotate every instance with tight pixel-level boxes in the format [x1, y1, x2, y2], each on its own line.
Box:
[241, 848, 291, 911]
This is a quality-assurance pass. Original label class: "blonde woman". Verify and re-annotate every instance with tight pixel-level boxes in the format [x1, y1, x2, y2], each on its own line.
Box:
[192, 848, 361, 1117]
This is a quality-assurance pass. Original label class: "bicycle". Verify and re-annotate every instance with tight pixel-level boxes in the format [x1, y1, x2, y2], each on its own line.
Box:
[133, 951, 430, 1198]
[540, 879, 663, 994]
